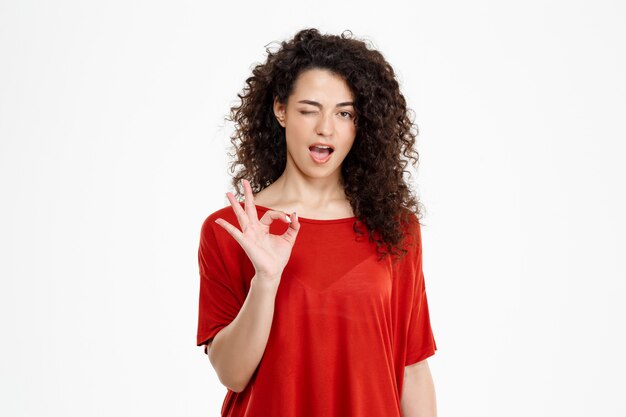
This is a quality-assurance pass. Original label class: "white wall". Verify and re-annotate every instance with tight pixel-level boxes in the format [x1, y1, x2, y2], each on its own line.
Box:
[1, 0, 624, 416]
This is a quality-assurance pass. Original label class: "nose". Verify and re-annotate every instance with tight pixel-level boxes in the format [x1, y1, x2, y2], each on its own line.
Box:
[315, 111, 334, 137]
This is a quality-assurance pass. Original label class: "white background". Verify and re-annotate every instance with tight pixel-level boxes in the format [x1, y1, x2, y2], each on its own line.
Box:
[1, 0, 625, 416]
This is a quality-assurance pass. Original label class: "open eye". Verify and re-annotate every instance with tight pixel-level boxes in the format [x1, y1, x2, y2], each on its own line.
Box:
[339, 111, 354, 119]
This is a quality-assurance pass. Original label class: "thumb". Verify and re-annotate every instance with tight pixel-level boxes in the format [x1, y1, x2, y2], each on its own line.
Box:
[280, 212, 300, 242]
[259, 209, 294, 226]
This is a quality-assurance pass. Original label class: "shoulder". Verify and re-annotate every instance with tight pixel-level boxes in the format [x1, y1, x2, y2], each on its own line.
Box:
[199, 204, 238, 241]
[204, 204, 237, 223]
[397, 209, 422, 250]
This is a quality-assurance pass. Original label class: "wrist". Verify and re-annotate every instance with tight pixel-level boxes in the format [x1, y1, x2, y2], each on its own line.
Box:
[251, 273, 281, 290]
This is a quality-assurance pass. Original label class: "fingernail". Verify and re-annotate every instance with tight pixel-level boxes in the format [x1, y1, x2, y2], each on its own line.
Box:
[285, 215, 291, 223]
[295, 212, 298, 221]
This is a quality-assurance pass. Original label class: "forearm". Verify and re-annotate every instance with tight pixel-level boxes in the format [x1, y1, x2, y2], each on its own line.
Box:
[208, 274, 280, 392]
[400, 360, 437, 417]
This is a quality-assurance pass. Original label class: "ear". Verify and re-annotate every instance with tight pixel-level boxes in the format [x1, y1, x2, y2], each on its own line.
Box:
[273, 96, 286, 127]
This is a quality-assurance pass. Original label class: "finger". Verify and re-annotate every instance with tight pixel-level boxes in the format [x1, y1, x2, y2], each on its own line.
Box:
[242, 179, 259, 221]
[214, 218, 244, 246]
[281, 212, 301, 242]
[259, 209, 293, 227]
[225, 191, 249, 231]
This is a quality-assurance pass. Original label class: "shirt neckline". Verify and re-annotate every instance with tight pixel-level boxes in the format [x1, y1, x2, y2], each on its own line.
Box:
[242, 203, 357, 224]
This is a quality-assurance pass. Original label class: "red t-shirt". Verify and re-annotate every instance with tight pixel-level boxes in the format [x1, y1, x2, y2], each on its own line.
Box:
[196, 203, 437, 416]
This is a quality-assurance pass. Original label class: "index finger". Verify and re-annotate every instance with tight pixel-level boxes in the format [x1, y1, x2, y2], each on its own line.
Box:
[242, 179, 259, 221]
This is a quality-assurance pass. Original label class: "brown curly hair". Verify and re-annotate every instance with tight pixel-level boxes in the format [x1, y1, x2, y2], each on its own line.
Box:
[225, 27, 425, 264]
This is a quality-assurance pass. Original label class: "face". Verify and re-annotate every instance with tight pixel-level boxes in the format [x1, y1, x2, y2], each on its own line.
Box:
[273, 68, 357, 179]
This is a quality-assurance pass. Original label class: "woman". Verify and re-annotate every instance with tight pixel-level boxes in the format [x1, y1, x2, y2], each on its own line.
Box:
[196, 28, 438, 416]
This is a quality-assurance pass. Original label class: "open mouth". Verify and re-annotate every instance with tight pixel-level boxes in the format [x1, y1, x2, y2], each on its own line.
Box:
[309, 145, 334, 163]
[308, 145, 334, 162]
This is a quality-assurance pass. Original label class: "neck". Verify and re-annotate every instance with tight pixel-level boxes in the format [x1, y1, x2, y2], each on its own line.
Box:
[272, 157, 347, 210]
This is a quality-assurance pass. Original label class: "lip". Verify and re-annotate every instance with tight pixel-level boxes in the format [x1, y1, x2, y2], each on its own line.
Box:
[309, 147, 333, 164]
[309, 142, 335, 151]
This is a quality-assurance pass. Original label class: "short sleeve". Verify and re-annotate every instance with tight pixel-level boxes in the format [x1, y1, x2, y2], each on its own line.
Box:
[196, 216, 244, 352]
[404, 220, 437, 366]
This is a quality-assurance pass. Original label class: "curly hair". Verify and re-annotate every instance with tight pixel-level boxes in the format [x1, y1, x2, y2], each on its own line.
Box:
[225, 27, 424, 264]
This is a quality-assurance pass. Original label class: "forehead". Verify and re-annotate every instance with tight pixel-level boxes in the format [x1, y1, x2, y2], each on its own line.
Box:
[290, 68, 354, 102]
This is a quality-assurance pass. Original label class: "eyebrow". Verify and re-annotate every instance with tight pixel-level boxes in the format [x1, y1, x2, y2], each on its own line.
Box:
[297, 99, 354, 108]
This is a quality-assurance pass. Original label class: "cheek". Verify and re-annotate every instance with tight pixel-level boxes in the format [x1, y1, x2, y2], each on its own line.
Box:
[340, 129, 357, 151]
[284, 128, 308, 155]
[285, 122, 309, 140]
[340, 122, 357, 137]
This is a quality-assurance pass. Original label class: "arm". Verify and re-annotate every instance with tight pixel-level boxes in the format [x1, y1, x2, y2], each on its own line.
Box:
[206, 274, 280, 393]
[400, 359, 437, 417]
[202, 179, 300, 393]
